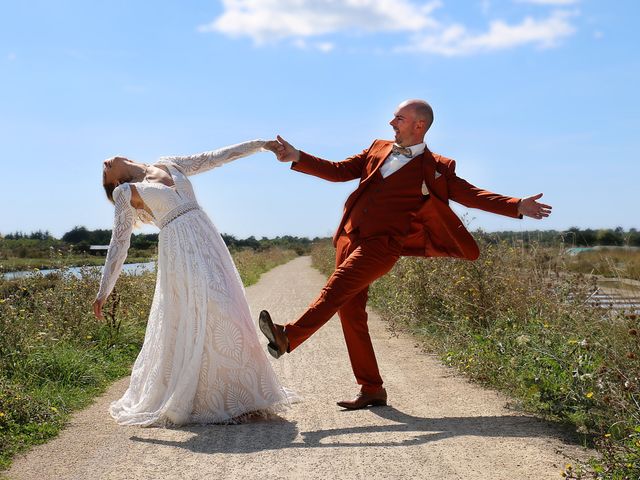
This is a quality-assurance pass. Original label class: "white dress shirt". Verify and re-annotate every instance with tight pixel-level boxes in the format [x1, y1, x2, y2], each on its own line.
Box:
[379, 142, 426, 178]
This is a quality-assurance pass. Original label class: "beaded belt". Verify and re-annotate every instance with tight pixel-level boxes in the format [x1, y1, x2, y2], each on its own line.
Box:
[158, 201, 201, 229]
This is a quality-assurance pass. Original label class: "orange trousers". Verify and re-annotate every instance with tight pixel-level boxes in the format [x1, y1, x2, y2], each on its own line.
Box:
[285, 234, 402, 392]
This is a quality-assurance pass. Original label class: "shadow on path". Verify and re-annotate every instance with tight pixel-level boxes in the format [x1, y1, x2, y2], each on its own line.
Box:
[302, 407, 578, 447]
[130, 407, 578, 454]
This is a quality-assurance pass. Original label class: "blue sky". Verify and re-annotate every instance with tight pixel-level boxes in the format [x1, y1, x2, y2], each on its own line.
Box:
[1, 0, 638, 239]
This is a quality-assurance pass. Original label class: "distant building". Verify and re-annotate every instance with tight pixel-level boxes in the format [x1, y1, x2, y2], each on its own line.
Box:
[89, 245, 109, 256]
[567, 245, 640, 256]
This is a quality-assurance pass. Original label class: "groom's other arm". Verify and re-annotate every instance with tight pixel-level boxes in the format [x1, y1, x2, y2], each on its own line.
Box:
[272, 135, 367, 182]
[444, 161, 551, 219]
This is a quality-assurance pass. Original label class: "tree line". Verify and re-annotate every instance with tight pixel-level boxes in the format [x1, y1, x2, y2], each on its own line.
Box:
[1, 226, 319, 258]
[476, 227, 640, 247]
[2, 226, 639, 261]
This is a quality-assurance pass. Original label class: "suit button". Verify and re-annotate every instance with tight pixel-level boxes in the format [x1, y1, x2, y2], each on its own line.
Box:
[364, 208, 368, 213]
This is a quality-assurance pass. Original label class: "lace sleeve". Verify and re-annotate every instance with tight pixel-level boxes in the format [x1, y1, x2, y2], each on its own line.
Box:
[96, 184, 135, 302]
[158, 139, 267, 176]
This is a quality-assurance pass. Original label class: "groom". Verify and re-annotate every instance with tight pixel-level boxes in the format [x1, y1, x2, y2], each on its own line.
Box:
[260, 99, 552, 409]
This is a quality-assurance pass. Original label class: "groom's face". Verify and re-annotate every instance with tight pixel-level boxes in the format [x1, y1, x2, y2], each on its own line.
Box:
[390, 105, 419, 146]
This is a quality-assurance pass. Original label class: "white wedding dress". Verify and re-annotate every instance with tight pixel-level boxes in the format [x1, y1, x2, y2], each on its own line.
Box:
[96, 140, 296, 426]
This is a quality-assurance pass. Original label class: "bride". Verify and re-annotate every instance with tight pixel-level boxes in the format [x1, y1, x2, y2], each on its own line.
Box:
[92, 139, 296, 426]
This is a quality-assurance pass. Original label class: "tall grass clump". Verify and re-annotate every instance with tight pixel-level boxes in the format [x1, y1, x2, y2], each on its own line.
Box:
[311, 240, 639, 478]
[566, 248, 640, 282]
[232, 248, 298, 286]
[0, 267, 153, 469]
[0, 246, 297, 470]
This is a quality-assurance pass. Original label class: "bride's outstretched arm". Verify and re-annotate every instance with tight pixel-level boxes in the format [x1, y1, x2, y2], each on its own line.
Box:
[93, 184, 134, 319]
[158, 139, 272, 176]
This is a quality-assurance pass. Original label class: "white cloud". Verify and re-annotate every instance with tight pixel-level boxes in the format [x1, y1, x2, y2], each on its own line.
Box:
[200, 0, 442, 44]
[405, 10, 577, 56]
[202, 0, 579, 56]
[292, 38, 335, 52]
[516, 0, 579, 5]
[316, 42, 335, 53]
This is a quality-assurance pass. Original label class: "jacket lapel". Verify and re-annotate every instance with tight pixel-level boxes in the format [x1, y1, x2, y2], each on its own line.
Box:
[360, 142, 392, 185]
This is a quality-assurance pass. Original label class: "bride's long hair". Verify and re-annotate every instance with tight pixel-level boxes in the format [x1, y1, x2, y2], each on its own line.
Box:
[103, 181, 117, 203]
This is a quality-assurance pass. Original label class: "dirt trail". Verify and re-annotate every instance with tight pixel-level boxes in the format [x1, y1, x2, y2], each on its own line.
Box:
[7, 256, 589, 479]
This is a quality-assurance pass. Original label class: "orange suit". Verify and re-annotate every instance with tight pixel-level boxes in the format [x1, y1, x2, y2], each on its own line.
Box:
[286, 140, 522, 391]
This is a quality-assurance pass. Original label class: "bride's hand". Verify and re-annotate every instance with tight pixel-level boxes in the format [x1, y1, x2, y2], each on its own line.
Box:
[263, 140, 281, 153]
[93, 298, 105, 320]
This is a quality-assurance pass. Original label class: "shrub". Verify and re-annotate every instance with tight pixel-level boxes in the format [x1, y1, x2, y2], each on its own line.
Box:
[0, 247, 297, 470]
[311, 239, 640, 478]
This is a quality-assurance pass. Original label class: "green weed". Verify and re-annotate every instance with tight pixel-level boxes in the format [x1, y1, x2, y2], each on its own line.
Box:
[311, 239, 640, 479]
[0, 247, 296, 470]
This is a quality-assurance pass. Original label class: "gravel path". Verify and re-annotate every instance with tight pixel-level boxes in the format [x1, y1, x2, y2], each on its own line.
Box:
[7, 256, 589, 479]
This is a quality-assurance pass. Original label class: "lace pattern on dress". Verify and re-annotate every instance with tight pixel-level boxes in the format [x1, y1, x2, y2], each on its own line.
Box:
[96, 184, 134, 302]
[97, 140, 299, 426]
[158, 201, 201, 229]
[158, 140, 267, 176]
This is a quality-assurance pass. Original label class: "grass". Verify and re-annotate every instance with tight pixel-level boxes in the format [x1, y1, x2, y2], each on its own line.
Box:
[0, 247, 297, 471]
[566, 248, 640, 282]
[231, 248, 298, 286]
[311, 239, 640, 479]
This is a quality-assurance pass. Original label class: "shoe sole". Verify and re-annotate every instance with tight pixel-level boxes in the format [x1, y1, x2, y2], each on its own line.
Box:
[266, 343, 282, 359]
[337, 399, 388, 410]
[259, 311, 283, 359]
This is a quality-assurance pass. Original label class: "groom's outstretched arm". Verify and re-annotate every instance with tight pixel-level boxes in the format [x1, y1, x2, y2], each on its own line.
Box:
[272, 135, 368, 182]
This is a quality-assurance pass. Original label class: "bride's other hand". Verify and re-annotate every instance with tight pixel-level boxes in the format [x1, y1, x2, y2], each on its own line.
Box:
[93, 298, 105, 320]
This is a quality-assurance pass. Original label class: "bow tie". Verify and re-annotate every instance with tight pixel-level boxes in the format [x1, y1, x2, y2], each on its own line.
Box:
[391, 144, 413, 158]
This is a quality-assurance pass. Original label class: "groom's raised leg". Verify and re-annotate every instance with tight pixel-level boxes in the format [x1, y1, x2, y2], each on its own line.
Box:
[285, 235, 400, 352]
[259, 310, 289, 359]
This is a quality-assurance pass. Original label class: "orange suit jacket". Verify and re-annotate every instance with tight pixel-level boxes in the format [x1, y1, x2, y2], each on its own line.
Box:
[292, 140, 522, 261]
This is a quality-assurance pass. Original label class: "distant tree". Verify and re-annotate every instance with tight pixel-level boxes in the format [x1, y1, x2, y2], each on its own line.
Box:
[29, 230, 53, 240]
[6, 231, 26, 240]
[62, 226, 91, 244]
[90, 229, 113, 245]
[75, 240, 91, 254]
[221, 234, 238, 249]
[597, 229, 622, 246]
[578, 229, 597, 246]
[131, 233, 158, 250]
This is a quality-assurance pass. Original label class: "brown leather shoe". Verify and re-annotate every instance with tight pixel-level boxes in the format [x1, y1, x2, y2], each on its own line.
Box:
[258, 310, 289, 359]
[337, 388, 388, 410]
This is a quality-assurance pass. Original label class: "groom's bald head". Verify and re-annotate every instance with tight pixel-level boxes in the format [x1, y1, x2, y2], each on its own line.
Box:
[399, 99, 434, 133]
[390, 99, 434, 146]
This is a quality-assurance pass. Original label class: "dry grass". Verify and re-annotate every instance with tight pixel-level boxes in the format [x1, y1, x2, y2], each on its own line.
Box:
[311, 239, 639, 479]
[566, 249, 640, 282]
[0, 247, 297, 470]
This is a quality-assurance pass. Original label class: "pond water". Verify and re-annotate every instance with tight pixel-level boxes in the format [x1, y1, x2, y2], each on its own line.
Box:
[2, 262, 156, 281]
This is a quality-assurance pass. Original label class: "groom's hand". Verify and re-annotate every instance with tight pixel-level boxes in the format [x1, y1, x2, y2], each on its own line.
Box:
[274, 135, 300, 163]
[517, 193, 552, 219]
